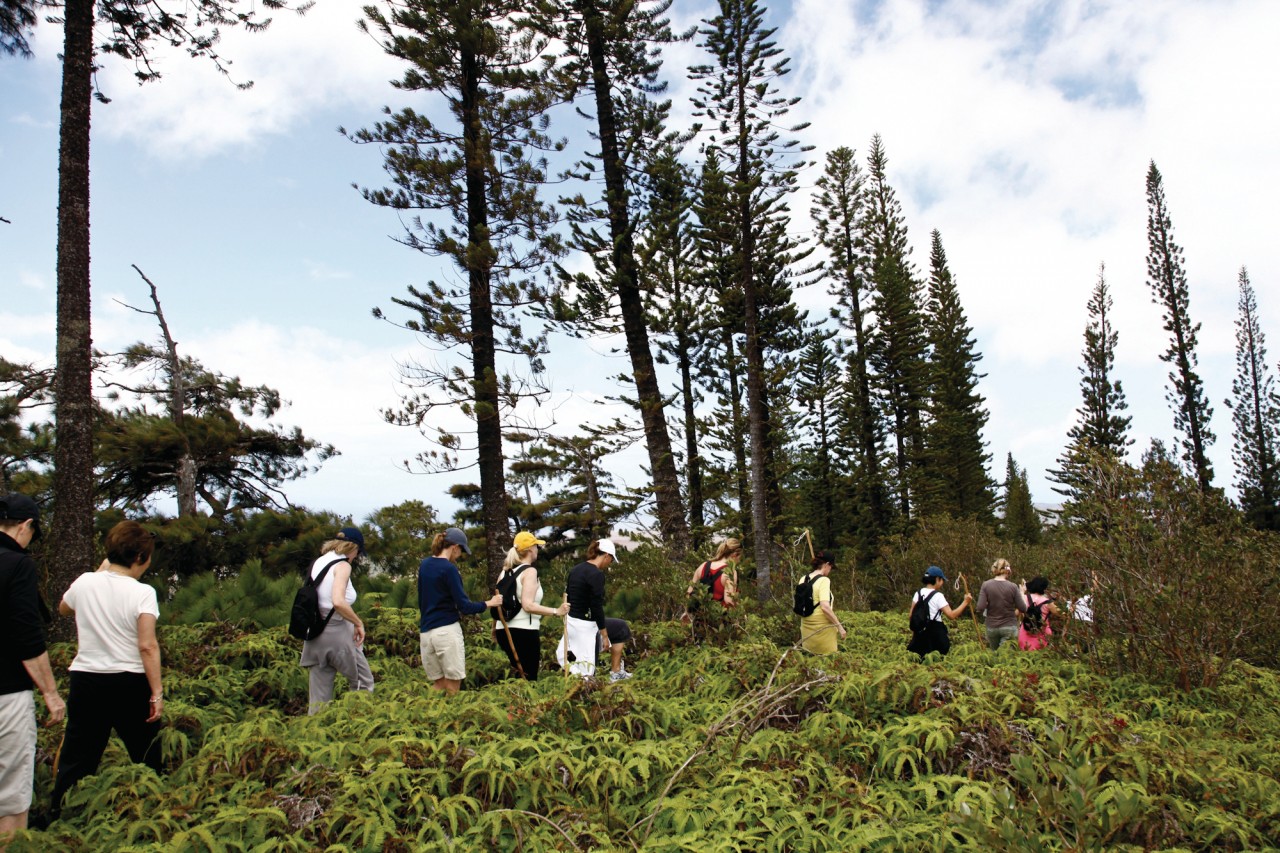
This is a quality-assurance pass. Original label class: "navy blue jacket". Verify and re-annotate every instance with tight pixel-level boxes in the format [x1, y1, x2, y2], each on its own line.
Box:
[0, 531, 48, 694]
[418, 556, 487, 632]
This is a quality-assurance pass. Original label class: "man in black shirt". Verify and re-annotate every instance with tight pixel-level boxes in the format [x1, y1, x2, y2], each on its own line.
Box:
[0, 494, 64, 840]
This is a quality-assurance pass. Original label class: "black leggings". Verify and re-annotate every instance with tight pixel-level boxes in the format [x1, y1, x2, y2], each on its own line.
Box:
[52, 671, 162, 813]
[494, 627, 542, 680]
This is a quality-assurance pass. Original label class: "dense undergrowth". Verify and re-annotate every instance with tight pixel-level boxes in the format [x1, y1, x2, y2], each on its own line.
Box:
[13, 608, 1280, 851]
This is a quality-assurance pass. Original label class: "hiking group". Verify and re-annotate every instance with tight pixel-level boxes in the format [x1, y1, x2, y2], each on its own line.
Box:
[1, 492, 1075, 836]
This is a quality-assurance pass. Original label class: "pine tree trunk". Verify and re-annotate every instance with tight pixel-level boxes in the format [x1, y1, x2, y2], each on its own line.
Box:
[48, 0, 96, 642]
[581, 4, 689, 557]
[721, 327, 750, 539]
[676, 332, 704, 542]
[461, 47, 511, 583]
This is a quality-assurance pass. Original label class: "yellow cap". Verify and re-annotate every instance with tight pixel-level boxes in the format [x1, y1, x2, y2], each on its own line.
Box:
[513, 531, 546, 551]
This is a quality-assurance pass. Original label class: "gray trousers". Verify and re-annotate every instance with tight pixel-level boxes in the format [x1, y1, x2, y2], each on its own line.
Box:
[986, 624, 1019, 650]
[299, 615, 374, 714]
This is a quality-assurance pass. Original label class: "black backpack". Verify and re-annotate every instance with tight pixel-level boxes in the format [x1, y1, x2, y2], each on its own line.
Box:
[288, 557, 347, 641]
[491, 564, 532, 623]
[793, 572, 819, 616]
[1023, 595, 1049, 634]
[909, 591, 939, 633]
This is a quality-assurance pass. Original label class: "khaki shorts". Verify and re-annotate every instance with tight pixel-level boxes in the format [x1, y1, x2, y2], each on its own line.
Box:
[0, 690, 36, 816]
[420, 623, 466, 681]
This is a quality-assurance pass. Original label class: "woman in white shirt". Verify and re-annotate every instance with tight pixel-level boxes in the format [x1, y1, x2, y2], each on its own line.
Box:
[493, 532, 569, 680]
[51, 521, 163, 817]
[298, 527, 374, 714]
[906, 565, 972, 658]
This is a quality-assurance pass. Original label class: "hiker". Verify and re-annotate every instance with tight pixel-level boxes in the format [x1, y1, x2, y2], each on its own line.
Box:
[682, 538, 742, 618]
[799, 551, 847, 654]
[492, 532, 569, 681]
[558, 538, 632, 681]
[975, 558, 1027, 650]
[906, 565, 972, 658]
[51, 521, 164, 817]
[1017, 577, 1061, 651]
[0, 495, 64, 842]
[299, 527, 374, 714]
[419, 528, 502, 696]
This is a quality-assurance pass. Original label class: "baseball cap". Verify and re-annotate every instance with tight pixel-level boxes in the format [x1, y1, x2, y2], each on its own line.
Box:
[596, 538, 619, 562]
[814, 550, 836, 569]
[513, 531, 546, 551]
[444, 527, 471, 555]
[337, 526, 366, 555]
[924, 565, 947, 581]
[0, 494, 41, 540]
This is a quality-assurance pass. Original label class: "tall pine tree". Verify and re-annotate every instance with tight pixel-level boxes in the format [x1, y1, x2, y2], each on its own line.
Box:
[354, 0, 562, 579]
[1226, 267, 1280, 530]
[1145, 161, 1214, 492]
[690, 0, 810, 598]
[1051, 263, 1133, 513]
[810, 145, 891, 565]
[919, 230, 994, 521]
[864, 135, 929, 523]
[546, 0, 691, 555]
[999, 453, 1042, 544]
[791, 335, 841, 547]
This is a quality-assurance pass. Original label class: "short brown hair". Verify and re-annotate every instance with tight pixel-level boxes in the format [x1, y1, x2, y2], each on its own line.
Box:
[105, 521, 155, 568]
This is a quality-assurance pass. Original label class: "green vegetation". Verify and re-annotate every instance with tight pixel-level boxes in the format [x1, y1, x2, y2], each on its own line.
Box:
[15, 606, 1280, 851]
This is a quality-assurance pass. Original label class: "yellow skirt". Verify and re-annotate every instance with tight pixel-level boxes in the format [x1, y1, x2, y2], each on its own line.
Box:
[801, 613, 838, 654]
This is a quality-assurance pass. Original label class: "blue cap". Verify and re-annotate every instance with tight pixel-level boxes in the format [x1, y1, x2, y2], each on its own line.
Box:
[338, 526, 366, 555]
[0, 494, 41, 540]
[924, 565, 947, 581]
[444, 527, 471, 555]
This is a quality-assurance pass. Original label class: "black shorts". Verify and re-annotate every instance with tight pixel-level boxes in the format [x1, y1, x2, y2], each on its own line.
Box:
[604, 617, 631, 644]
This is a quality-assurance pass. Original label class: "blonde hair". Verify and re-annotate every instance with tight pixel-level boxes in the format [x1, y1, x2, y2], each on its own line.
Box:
[321, 539, 359, 558]
[711, 538, 743, 562]
[991, 558, 1011, 576]
[502, 547, 523, 571]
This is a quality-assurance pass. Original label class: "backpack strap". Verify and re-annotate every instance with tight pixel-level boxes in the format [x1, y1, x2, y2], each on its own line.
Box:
[919, 590, 940, 622]
[311, 557, 349, 627]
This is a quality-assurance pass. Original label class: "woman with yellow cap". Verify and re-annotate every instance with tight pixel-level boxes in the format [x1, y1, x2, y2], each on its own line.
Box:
[492, 531, 569, 680]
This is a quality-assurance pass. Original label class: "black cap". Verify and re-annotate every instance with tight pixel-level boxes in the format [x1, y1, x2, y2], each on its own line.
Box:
[815, 550, 837, 569]
[0, 494, 41, 540]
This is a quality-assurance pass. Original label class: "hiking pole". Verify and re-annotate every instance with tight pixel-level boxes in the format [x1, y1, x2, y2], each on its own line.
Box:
[958, 573, 982, 643]
[495, 592, 527, 680]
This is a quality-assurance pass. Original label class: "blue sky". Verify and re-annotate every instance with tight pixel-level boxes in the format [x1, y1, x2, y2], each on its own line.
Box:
[3, 0, 1279, 530]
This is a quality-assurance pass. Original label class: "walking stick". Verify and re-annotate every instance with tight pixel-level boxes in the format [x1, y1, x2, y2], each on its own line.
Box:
[958, 573, 983, 643]
[495, 587, 527, 680]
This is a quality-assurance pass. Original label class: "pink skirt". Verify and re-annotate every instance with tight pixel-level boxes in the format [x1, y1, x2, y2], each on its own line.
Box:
[1017, 623, 1052, 651]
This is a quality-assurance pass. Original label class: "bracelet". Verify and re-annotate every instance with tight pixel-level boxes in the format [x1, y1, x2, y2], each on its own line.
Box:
[150, 694, 163, 703]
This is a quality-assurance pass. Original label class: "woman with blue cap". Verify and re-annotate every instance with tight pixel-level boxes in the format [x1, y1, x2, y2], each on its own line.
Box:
[419, 527, 502, 696]
[299, 526, 374, 714]
[906, 565, 972, 658]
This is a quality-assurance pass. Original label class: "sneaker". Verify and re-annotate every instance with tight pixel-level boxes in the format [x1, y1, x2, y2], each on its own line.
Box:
[609, 668, 632, 682]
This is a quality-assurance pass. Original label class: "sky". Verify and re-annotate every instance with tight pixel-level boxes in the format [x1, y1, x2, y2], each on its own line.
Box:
[2, 0, 1279, 531]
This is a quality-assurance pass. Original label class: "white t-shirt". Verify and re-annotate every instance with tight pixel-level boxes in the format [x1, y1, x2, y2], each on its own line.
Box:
[494, 565, 544, 631]
[64, 571, 161, 674]
[1072, 594, 1093, 623]
[310, 554, 356, 616]
[915, 587, 947, 623]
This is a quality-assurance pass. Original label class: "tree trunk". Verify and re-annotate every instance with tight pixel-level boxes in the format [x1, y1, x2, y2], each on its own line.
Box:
[676, 331, 704, 543]
[581, 3, 689, 557]
[721, 327, 750, 538]
[461, 46, 510, 584]
[48, 0, 96, 641]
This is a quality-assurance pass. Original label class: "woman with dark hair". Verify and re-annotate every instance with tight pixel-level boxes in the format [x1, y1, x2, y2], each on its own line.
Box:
[1017, 576, 1061, 651]
[492, 531, 569, 681]
[558, 539, 631, 681]
[799, 551, 847, 654]
[419, 527, 502, 696]
[299, 526, 374, 714]
[906, 566, 972, 658]
[51, 521, 163, 816]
